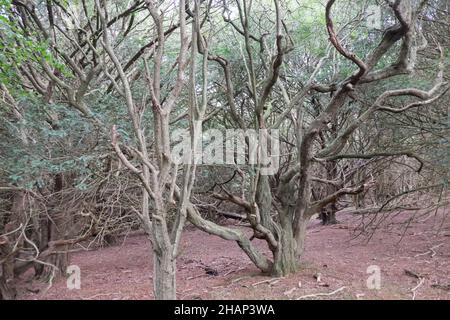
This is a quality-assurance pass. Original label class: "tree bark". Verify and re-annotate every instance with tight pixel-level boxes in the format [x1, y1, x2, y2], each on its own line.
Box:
[0, 277, 16, 300]
[153, 249, 176, 300]
[0, 240, 17, 300]
[35, 173, 69, 281]
[0, 191, 26, 300]
[320, 159, 339, 225]
[271, 222, 298, 276]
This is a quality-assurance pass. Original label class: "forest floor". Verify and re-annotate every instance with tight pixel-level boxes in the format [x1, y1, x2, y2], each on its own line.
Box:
[18, 209, 450, 300]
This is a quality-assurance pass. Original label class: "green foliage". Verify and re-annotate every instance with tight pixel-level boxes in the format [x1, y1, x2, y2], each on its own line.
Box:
[0, 2, 71, 88]
[0, 93, 101, 189]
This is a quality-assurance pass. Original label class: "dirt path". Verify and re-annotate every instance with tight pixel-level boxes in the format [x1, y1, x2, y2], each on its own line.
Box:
[18, 211, 450, 300]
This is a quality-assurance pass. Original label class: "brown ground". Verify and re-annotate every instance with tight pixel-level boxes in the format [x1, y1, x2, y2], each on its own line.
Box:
[18, 209, 450, 300]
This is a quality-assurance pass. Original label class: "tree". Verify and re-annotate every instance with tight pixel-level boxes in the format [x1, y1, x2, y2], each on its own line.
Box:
[180, 0, 448, 276]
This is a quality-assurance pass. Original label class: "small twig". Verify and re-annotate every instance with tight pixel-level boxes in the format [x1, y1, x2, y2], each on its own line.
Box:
[231, 275, 251, 283]
[296, 286, 346, 300]
[430, 243, 444, 257]
[187, 274, 207, 280]
[83, 292, 121, 300]
[414, 243, 444, 258]
[411, 278, 425, 300]
[223, 267, 244, 277]
[252, 277, 282, 287]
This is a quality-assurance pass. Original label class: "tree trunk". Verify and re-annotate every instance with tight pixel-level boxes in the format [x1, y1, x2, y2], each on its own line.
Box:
[153, 250, 176, 300]
[0, 241, 17, 300]
[35, 173, 69, 281]
[0, 278, 16, 300]
[321, 211, 337, 225]
[320, 203, 338, 225]
[255, 175, 276, 234]
[321, 160, 339, 225]
[271, 225, 298, 276]
[0, 191, 26, 300]
[270, 214, 309, 276]
[36, 245, 68, 281]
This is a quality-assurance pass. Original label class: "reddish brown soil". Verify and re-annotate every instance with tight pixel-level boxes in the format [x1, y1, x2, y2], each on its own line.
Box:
[18, 209, 450, 300]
